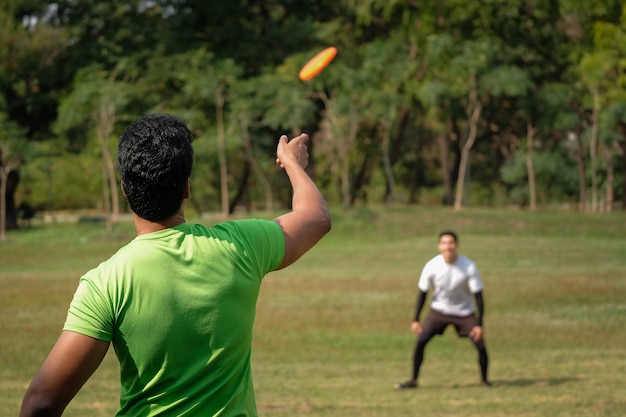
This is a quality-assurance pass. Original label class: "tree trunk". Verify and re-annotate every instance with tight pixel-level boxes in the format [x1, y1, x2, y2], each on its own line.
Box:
[526, 121, 537, 211]
[622, 138, 626, 210]
[437, 130, 453, 206]
[103, 143, 118, 233]
[240, 120, 273, 212]
[100, 155, 111, 226]
[381, 118, 396, 205]
[215, 85, 229, 219]
[95, 101, 118, 233]
[454, 79, 482, 211]
[5, 170, 19, 231]
[340, 104, 358, 208]
[0, 167, 7, 240]
[570, 132, 587, 211]
[340, 156, 351, 208]
[600, 143, 614, 213]
[0, 148, 20, 239]
[228, 161, 251, 214]
[589, 87, 600, 212]
[350, 149, 372, 206]
[317, 91, 358, 208]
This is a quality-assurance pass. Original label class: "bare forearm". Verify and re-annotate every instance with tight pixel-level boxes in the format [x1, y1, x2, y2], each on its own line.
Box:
[276, 163, 330, 265]
[20, 374, 68, 417]
[20, 396, 64, 417]
[20, 332, 109, 417]
[274, 133, 331, 269]
[285, 163, 329, 220]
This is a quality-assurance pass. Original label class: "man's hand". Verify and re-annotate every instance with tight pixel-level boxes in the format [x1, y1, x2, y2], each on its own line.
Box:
[411, 321, 422, 335]
[469, 325, 483, 342]
[276, 133, 309, 170]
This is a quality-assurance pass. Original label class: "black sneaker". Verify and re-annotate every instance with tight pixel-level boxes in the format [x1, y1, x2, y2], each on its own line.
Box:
[481, 380, 492, 387]
[394, 380, 417, 389]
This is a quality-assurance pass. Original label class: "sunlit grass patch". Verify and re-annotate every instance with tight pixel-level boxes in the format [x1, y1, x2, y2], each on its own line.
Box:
[2, 206, 626, 417]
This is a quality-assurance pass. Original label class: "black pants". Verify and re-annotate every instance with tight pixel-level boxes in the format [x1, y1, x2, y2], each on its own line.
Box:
[411, 310, 489, 382]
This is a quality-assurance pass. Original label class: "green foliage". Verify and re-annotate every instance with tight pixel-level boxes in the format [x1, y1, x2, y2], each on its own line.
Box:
[19, 148, 103, 210]
[501, 148, 579, 206]
[535, 83, 581, 131]
[0, 96, 28, 185]
[602, 102, 626, 134]
[579, 50, 616, 90]
[480, 65, 531, 97]
[188, 129, 235, 212]
[0, 113, 26, 153]
[2, 0, 626, 215]
[232, 69, 315, 132]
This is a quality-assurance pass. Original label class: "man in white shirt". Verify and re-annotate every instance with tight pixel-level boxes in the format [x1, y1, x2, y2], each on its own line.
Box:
[395, 230, 490, 389]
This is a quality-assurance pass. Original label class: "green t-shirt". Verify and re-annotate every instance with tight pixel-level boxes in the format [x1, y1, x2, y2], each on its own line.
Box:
[63, 219, 284, 417]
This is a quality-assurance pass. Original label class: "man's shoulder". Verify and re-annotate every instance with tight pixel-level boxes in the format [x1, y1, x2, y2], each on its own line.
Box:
[210, 218, 278, 231]
[423, 254, 444, 270]
[455, 255, 477, 270]
[456, 254, 473, 263]
[181, 219, 279, 237]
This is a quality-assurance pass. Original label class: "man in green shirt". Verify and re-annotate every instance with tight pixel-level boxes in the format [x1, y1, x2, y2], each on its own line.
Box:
[20, 113, 331, 416]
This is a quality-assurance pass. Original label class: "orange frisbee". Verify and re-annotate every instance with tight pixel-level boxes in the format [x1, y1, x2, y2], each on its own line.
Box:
[299, 46, 337, 81]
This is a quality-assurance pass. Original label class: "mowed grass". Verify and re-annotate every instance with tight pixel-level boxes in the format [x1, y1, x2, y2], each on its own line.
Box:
[2, 207, 626, 416]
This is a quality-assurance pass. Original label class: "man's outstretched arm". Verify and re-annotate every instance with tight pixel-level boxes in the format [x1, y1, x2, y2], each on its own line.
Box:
[411, 290, 428, 334]
[469, 291, 485, 342]
[474, 291, 485, 326]
[20, 331, 110, 417]
[273, 133, 331, 270]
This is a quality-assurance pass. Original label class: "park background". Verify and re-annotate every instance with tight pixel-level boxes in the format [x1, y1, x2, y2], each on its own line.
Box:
[2, 208, 626, 416]
[1, 1, 626, 416]
[1, 1, 626, 237]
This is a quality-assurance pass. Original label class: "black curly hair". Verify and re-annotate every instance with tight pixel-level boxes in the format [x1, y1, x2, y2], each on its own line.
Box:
[438, 230, 458, 243]
[118, 114, 193, 221]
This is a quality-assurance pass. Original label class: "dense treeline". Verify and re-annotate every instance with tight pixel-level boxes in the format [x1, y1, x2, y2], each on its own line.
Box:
[1, 0, 625, 237]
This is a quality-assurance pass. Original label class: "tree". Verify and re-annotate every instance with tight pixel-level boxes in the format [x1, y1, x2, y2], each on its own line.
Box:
[416, 76, 457, 205]
[578, 51, 615, 212]
[229, 61, 317, 212]
[0, 2, 69, 137]
[525, 83, 581, 209]
[165, 0, 339, 76]
[0, 2, 69, 228]
[421, 34, 531, 210]
[5, 0, 626, 214]
[0, 108, 27, 240]
[598, 103, 626, 212]
[591, 10, 626, 211]
[56, 65, 131, 229]
[172, 49, 243, 217]
[358, 37, 416, 204]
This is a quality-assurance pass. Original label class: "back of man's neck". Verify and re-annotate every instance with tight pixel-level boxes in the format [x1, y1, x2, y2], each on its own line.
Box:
[133, 212, 186, 236]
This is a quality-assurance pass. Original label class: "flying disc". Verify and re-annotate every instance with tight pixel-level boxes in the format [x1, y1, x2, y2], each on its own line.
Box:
[299, 47, 337, 81]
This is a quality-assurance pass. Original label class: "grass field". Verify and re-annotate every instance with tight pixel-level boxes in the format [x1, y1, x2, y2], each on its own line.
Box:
[2, 206, 626, 416]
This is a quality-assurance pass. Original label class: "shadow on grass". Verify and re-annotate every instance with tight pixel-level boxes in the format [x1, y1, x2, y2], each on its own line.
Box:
[487, 377, 580, 387]
[436, 377, 579, 390]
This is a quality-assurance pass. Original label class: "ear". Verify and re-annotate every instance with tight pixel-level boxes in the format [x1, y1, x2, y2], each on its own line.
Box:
[183, 179, 191, 199]
[120, 181, 127, 197]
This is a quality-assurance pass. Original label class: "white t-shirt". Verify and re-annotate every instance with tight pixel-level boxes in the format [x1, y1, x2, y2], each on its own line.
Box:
[418, 254, 483, 317]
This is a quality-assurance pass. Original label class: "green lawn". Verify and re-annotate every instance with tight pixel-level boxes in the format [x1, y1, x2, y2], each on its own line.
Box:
[2, 207, 626, 416]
